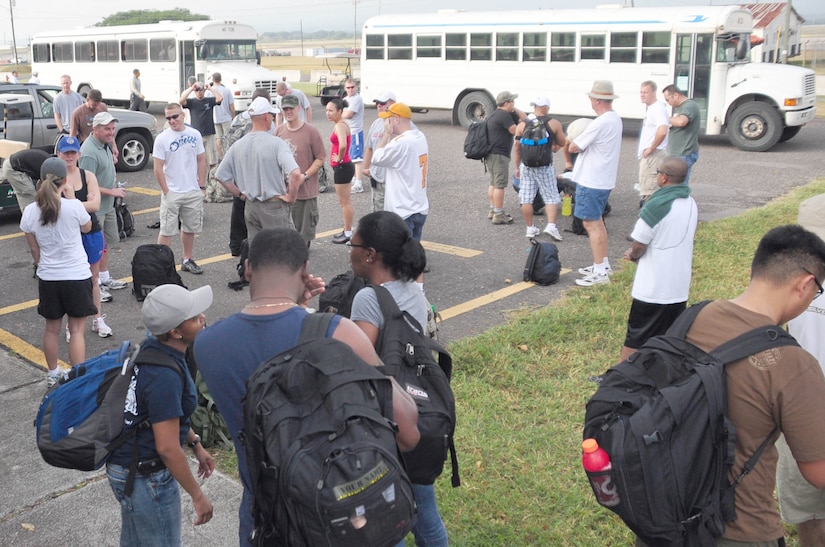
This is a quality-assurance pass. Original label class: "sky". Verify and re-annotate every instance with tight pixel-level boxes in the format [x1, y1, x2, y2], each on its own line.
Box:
[5, 0, 825, 48]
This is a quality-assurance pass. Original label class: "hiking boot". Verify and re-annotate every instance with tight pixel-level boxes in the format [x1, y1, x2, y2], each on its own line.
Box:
[491, 212, 514, 225]
[92, 315, 113, 338]
[487, 209, 495, 220]
[332, 232, 351, 244]
[525, 225, 541, 238]
[182, 259, 204, 275]
[350, 180, 364, 193]
[578, 265, 613, 276]
[543, 224, 563, 241]
[575, 272, 611, 287]
[101, 278, 128, 290]
[100, 287, 113, 303]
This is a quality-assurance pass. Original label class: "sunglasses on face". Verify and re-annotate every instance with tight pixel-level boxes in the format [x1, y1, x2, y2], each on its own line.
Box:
[165, 113, 181, 121]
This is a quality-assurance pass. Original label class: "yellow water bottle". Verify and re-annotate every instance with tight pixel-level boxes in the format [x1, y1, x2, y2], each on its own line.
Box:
[562, 194, 572, 217]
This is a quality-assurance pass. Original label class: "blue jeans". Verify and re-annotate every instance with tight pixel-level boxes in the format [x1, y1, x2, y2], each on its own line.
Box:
[673, 150, 699, 184]
[404, 213, 427, 241]
[397, 483, 448, 547]
[107, 463, 182, 546]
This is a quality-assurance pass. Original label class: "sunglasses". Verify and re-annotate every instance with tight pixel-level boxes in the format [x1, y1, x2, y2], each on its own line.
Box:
[345, 86, 356, 89]
[656, 169, 673, 177]
[165, 113, 181, 121]
[802, 267, 824, 298]
[345, 242, 370, 251]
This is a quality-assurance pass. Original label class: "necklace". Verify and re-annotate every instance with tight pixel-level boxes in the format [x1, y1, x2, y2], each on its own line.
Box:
[244, 301, 297, 310]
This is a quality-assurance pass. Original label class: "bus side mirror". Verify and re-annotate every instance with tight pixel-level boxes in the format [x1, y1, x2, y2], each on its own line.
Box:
[735, 39, 750, 61]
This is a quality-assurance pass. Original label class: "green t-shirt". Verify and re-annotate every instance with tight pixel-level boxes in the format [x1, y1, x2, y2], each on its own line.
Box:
[667, 99, 701, 156]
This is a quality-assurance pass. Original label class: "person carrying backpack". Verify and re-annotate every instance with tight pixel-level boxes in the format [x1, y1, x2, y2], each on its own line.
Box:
[194, 228, 419, 546]
[106, 284, 215, 545]
[349, 211, 450, 546]
[627, 225, 825, 546]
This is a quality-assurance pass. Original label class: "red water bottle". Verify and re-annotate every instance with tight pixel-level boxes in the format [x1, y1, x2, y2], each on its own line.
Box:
[582, 438, 620, 507]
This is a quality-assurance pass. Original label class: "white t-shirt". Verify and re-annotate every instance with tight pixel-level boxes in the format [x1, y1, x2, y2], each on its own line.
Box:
[20, 198, 92, 281]
[571, 110, 623, 190]
[152, 126, 205, 193]
[638, 101, 669, 159]
[629, 196, 698, 303]
[371, 129, 429, 219]
[788, 301, 825, 367]
[344, 93, 364, 133]
[212, 84, 234, 124]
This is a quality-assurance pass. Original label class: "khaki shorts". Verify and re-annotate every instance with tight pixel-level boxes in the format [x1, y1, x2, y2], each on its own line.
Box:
[776, 433, 825, 524]
[160, 190, 204, 235]
[486, 153, 510, 189]
[291, 198, 319, 245]
[639, 149, 666, 198]
[100, 209, 119, 249]
[2, 162, 36, 210]
[202, 134, 219, 166]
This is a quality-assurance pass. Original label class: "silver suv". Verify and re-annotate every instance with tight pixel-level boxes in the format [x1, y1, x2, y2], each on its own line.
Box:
[0, 83, 157, 172]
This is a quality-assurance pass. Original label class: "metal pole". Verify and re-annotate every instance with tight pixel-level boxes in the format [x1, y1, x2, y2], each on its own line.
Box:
[9, 0, 19, 65]
[781, 0, 792, 63]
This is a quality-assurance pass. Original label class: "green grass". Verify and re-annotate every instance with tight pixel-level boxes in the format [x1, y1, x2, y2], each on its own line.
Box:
[209, 179, 825, 545]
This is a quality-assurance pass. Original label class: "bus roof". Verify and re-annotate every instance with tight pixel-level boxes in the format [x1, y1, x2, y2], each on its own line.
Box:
[363, 6, 753, 33]
[31, 20, 259, 40]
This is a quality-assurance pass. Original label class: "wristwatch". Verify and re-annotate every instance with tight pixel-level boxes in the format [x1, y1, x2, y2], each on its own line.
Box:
[187, 434, 201, 448]
[303, 173, 310, 183]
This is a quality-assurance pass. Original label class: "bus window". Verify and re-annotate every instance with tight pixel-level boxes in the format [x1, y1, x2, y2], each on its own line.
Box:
[496, 33, 519, 61]
[98, 40, 119, 62]
[417, 35, 441, 58]
[642, 32, 670, 64]
[122, 39, 148, 62]
[523, 32, 547, 62]
[151, 38, 176, 62]
[581, 34, 606, 60]
[446, 33, 467, 61]
[388, 34, 412, 60]
[366, 34, 385, 60]
[75, 42, 95, 63]
[550, 32, 575, 62]
[33, 43, 50, 63]
[470, 33, 492, 61]
[52, 42, 73, 63]
[610, 32, 637, 63]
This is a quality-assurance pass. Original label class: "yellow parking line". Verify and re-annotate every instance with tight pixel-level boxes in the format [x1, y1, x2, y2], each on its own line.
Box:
[0, 231, 24, 241]
[127, 187, 162, 197]
[133, 206, 160, 216]
[316, 229, 482, 258]
[0, 328, 68, 371]
[0, 299, 40, 316]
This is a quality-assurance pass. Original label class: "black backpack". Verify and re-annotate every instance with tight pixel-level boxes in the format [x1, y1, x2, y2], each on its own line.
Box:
[463, 119, 492, 160]
[371, 285, 460, 487]
[114, 196, 135, 241]
[131, 244, 186, 302]
[318, 270, 369, 318]
[242, 313, 416, 547]
[523, 239, 561, 285]
[582, 302, 799, 546]
[519, 115, 553, 167]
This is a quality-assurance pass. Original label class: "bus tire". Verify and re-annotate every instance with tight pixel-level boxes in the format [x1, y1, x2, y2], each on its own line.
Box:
[77, 84, 92, 98]
[457, 91, 495, 128]
[778, 125, 801, 143]
[727, 102, 782, 152]
[116, 132, 150, 172]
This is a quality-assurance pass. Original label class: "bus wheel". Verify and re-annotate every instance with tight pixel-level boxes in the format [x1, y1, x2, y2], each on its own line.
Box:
[727, 102, 782, 152]
[116, 132, 150, 172]
[457, 92, 494, 128]
[778, 125, 801, 143]
[77, 85, 92, 98]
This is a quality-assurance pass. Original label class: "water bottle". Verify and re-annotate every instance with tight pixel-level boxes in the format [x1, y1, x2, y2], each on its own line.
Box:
[582, 438, 620, 507]
[561, 194, 572, 217]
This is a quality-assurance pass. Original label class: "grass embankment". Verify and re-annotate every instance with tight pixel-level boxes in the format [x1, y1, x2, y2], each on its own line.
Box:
[210, 180, 825, 545]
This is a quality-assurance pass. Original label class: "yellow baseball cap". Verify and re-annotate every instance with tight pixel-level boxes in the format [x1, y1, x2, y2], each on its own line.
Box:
[378, 102, 412, 119]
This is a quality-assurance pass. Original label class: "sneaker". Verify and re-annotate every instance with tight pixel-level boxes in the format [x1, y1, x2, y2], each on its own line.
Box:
[491, 212, 514, 225]
[350, 180, 364, 194]
[101, 278, 128, 290]
[47, 371, 65, 388]
[182, 258, 204, 275]
[525, 225, 541, 238]
[92, 315, 113, 338]
[543, 224, 563, 241]
[332, 232, 351, 244]
[577, 265, 614, 276]
[100, 287, 113, 303]
[575, 272, 611, 287]
[487, 209, 495, 220]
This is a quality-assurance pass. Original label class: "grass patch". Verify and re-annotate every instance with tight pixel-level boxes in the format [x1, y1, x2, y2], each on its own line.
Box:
[206, 179, 825, 545]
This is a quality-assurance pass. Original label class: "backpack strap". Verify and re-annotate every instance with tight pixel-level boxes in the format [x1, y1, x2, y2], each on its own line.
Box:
[710, 325, 798, 365]
[297, 312, 335, 344]
[665, 300, 712, 338]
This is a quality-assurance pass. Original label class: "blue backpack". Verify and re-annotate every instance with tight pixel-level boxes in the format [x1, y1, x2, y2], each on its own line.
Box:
[35, 341, 181, 492]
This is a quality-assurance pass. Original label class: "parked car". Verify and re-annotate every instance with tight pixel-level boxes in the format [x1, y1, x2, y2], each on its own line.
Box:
[0, 82, 157, 172]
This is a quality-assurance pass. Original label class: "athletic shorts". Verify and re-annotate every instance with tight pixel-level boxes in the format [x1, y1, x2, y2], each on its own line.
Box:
[160, 190, 204, 236]
[37, 278, 98, 320]
[624, 299, 687, 350]
[82, 230, 105, 265]
[333, 162, 355, 184]
[350, 131, 364, 162]
[574, 185, 611, 221]
[486, 153, 510, 189]
[519, 164, 560, 206]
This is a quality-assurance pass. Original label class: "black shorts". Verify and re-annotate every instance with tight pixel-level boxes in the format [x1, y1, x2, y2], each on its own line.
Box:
[37, 278, 98, 320]
[333, 162, 355, 184]
[624, 299, 687, 350]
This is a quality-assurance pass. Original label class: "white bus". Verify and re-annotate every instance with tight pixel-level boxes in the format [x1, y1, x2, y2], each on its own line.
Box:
[360, 6, 817, 151]
[31, 20, 281, 111]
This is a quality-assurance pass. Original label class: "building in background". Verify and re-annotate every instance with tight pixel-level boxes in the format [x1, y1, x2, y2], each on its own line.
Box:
[744, 3, 805, 62]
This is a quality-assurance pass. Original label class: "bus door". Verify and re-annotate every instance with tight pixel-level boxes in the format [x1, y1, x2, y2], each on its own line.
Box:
[180, 41, 196, 92]
[673, 33, 713, 131]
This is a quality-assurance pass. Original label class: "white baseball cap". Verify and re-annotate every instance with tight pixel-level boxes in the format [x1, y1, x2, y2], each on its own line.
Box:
[246, 96, 280, 117]
[530, 96, 551, 108]
[374, 90, 397, 104]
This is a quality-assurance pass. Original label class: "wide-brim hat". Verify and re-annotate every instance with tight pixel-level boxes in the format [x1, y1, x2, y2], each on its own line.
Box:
[586, 80, 619, 100]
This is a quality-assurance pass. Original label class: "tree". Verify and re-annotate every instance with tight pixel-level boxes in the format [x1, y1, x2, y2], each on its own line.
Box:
[97, 8, 208, 26]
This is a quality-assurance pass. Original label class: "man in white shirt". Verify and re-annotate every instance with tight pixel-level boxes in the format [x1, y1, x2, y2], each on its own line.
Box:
[342, 79, 366, 193]
[637, 80, 669, 203]
[210, 72, 235, 158]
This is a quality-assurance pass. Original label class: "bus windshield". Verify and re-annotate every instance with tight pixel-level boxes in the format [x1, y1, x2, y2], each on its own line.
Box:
[198, 40, 258, 61]
[716, 33, 751, 62]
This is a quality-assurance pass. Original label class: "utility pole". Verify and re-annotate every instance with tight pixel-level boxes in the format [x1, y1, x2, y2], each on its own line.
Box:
[781, 0, 793, 63]
[9, 0, 19, 65]
[353, 0, 359, 50]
